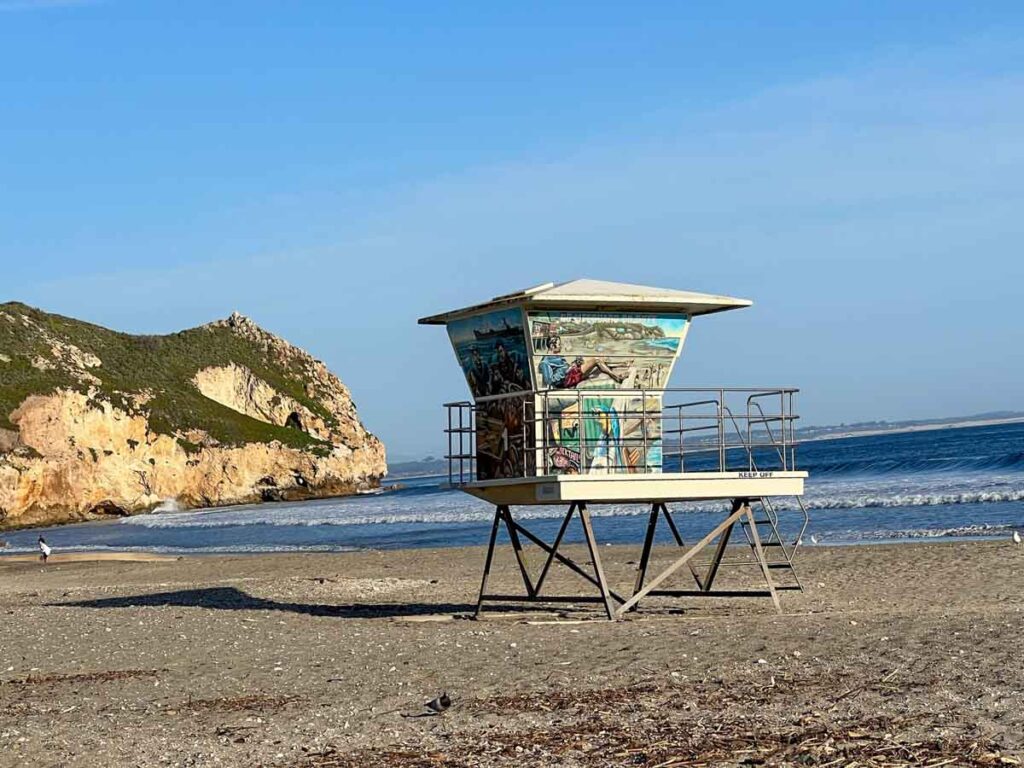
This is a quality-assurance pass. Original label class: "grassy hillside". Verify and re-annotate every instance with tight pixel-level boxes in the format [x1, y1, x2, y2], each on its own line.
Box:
[0, 302, 334, 451]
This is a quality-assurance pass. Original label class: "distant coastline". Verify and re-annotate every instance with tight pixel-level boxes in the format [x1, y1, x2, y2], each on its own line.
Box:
[389, 411, 1024, 478]
[798, 412, 1024, 442]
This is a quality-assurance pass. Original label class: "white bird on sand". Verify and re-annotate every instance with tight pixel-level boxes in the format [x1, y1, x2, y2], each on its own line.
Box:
[809, 534, 819, 545]
[1013, 530, 1022, 548]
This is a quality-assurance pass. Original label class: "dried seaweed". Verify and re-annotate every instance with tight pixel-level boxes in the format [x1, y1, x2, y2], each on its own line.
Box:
[0, 668, 164, 688]
[298, 678, 1019, 768]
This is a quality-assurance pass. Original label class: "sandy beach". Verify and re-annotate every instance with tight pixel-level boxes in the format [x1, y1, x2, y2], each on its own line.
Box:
[1, 540, 1022, 767]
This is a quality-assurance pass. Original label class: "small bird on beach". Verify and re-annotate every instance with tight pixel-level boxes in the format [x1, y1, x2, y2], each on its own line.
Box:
[809, 534, 819, 546]
[38, 536, 51, 563]
[425, 692, 452, 715]
[1013, 530, 1022, 548]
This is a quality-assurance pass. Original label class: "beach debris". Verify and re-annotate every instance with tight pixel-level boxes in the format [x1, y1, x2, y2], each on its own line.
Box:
[1013, 530, 1022, 548]
[318, 678, 1018, 768]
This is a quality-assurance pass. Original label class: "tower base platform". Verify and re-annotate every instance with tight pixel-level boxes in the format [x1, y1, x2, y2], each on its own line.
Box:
[462, 471, 806, 506]
[472, 485, 808, 621]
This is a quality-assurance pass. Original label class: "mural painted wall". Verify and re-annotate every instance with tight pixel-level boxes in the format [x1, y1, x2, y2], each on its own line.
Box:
[529, 312, 686, 476]
[445, 309, 687, 480]
[541, 394, 661, 475]
[528, 312, 688, 391]
[476, 394, 534, 481]
[447, 307, 531, 398]
[446, 308, 532, 480]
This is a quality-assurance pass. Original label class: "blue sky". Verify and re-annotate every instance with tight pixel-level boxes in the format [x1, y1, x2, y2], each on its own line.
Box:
[2, 2, 1023, 460]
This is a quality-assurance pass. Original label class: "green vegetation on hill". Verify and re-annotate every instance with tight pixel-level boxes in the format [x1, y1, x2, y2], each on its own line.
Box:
[0, 302, 333, 451]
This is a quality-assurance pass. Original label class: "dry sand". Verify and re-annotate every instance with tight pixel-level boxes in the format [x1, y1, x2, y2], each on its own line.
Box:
[1, 540, 1022, 767]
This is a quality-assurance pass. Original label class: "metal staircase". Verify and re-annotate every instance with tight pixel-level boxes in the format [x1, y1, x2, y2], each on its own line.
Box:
[737, 497, 805, 591]
[708, 394, 810, 592]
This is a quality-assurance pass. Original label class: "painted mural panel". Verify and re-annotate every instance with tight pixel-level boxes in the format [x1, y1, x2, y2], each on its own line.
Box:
[476, 394, 534, 481]
[541, 395, 661, 475]
[529, 312, 687, 391]
[447, 308, 531, 398]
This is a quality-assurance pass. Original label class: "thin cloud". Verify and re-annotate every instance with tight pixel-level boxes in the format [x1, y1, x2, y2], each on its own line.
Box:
[0, 0, 98, 10]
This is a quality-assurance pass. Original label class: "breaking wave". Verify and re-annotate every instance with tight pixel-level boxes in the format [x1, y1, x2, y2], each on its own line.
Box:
[810, 523, 1016, 544]
[118, 486, 1024, 530]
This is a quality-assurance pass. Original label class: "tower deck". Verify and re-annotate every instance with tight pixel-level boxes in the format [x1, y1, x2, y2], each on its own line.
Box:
[461, 470, 807, 506]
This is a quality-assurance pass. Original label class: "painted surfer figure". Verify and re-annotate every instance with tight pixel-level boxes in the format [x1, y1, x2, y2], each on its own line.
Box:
[538, 335, 624, 389]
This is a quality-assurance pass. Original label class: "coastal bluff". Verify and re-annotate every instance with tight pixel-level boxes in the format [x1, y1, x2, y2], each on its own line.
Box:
[0, 303, 386, 529]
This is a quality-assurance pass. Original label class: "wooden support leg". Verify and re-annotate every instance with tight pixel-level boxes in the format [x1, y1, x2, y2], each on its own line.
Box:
[533, 503, 577, 596]
[630, 504, 660, 611]
[500, 506, 535, 598]
[578, 503, 616, 620]
[475, 506, 503, 618]
[661, 504, 704, 590]
[703, 499, 739, 593]
[744, 502, 782, 613]
[660, 503, 685, 545]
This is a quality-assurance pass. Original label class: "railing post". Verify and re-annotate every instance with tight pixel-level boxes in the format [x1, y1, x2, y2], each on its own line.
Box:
[718, 389, 725, 472]
[641, 390, 648, 474]
[678, 402, 684, 473]
[521, 394, 527, 477]
[746, 397, 753, 471]
[542, 391, 549, 475]
[578, 389, 586, 475]
[780, 390, 787, 470]
[460, 404, 466, 484]
[447, 405, 454, 485]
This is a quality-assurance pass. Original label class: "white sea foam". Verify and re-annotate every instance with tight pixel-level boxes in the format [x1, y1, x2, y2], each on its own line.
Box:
[118, 479, 1024, 530]
[811, 523, 1015, 544]
[151, 498, 182, 514]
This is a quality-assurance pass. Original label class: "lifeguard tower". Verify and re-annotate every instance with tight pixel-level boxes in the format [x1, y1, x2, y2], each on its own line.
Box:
[419, 280, 809, 619]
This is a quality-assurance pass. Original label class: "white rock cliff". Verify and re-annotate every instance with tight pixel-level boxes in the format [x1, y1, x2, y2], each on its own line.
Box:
[0, 310, 386, 529]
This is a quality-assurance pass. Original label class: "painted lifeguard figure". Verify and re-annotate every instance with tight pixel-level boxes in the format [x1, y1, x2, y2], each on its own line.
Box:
[420, 279, 809, 619]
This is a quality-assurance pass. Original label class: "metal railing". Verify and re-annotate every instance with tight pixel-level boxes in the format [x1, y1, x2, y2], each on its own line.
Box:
[444, 387, 799, 486]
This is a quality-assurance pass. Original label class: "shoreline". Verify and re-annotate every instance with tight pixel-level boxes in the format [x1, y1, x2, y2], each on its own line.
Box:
[0, 529, 1017, 560]
[0, 551, 182, 563]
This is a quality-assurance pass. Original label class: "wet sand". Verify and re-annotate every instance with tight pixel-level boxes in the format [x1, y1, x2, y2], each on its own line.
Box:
[0, 552, 180, 564]
[1, 540, 1022, 766]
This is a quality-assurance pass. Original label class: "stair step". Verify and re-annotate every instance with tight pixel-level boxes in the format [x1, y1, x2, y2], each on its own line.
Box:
[766, 563, 794, 569]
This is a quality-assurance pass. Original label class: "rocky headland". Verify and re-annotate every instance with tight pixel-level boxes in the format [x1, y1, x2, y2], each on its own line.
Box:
[0, 304, 386, 529]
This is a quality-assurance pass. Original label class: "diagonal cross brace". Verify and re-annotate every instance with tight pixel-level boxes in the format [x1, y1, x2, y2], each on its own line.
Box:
[616, 501, 751, 617]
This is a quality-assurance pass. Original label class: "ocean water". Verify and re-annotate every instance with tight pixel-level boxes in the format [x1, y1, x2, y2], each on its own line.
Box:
[2, 422, 1023, 555]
